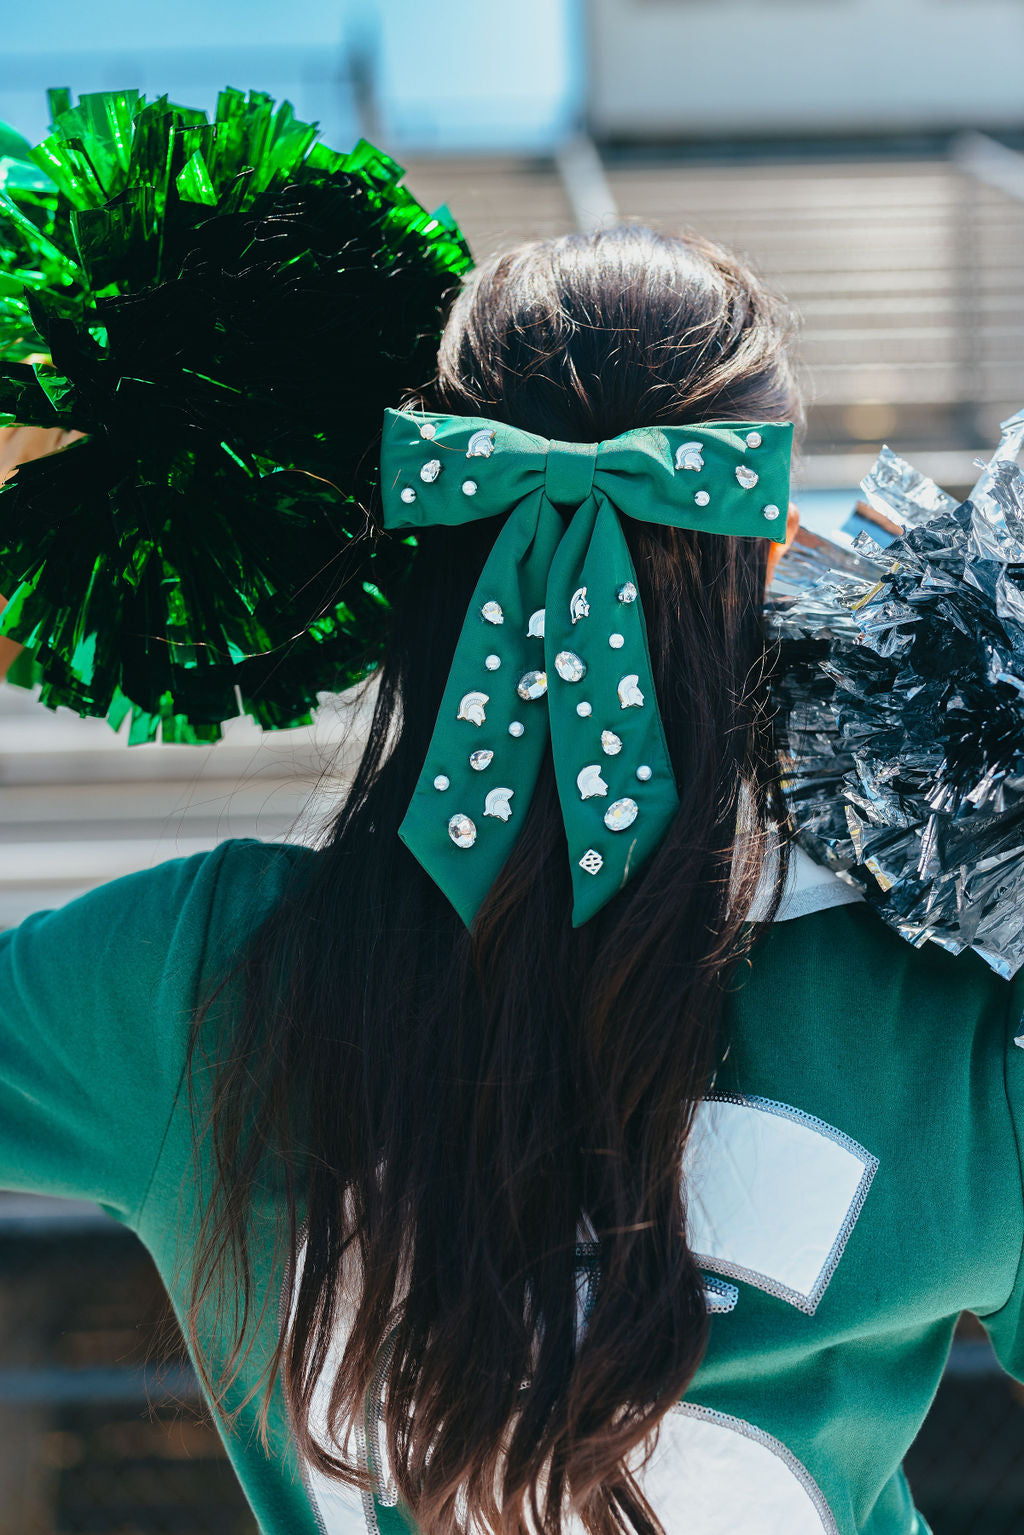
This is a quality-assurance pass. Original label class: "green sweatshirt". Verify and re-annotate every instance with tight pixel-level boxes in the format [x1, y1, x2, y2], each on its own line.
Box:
[1, 836, 1022, 1535]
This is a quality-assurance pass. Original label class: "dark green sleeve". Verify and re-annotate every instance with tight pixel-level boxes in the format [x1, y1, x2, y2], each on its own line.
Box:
[0, 839, 309, 1225]
[977, 974, 1024, 1379]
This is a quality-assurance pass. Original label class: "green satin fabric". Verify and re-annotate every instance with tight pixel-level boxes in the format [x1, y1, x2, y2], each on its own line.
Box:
[379, 408, 793, 927]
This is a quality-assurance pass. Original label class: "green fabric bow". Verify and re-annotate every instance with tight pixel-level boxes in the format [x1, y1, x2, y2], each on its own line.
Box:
[380, 408, 793, 927]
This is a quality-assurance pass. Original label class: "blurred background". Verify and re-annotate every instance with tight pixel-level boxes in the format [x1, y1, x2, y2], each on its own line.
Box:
[3, 0, 1024, 1530]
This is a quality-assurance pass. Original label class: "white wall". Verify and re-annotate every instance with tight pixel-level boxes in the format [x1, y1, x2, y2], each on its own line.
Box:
[588, 0, 1024, 139]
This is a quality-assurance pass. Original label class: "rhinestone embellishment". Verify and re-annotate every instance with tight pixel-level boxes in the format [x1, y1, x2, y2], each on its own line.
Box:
[601, 730, 623, 756]
[735, 465, 759, 490]
[400, 487, 417, 504]
[694, 490, 711, 507]
[481, 601, 504, 625]
[577, 764, 609, 800]
[745, 431, 762, 448]
[508, 721, 525, 737]
[579, 849, 604, 876]
[617, 674, 645, 709]
[470, 749, 494, 772]
[762, 504, 781, 521]
[636, 764, 653, 782]
[617, 582, 638, 604]
[674, 442, 705, 472]
[449, 814, 477, 848]
[420, 459, 442, 483]
[466, 429, 496, 458]
[457, 691, 489, 725]
[462, 479, 478, 496]
[604, 797, 639, 832]
[420, 422, 437, 440]
[609, 633, 624, 650]
[485, 654, 501, 671]
[517, 670, 547, 701]
[570, 587, 590, 624]
[484, 787, 514, 821]
[576, 701, 592, 717]
[555, 651, 587, 683]
[433, 774, 450, 791]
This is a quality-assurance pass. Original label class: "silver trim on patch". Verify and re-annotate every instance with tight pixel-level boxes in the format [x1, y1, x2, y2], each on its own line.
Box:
[693, 1093, 878, 1317]
[702, 1275, 740, 1314]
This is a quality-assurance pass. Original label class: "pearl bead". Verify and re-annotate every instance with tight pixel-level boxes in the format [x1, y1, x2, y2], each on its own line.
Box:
[485, 654, 501, 671]
[609, 633, 624, 649]
[636, 765, 652, 782]
[434, 774, 450, 791]
[762, 504, 781, 521]
[694, 490, 710, 507]
[508, 721, 525, 737]
[400, 487, 417, 504]
[576, 701, 592, 717]
[462, 479, 478, 496]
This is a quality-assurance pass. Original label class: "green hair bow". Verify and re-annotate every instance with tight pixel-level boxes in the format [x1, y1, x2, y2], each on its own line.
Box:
[380, 408, 793, 927]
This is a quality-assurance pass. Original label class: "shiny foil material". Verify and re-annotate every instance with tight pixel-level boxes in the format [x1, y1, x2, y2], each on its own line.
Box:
[770, 409, 1024, 978]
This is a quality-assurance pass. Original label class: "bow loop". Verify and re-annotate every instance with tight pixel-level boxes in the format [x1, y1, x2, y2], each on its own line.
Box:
[379, 408, 792, 928]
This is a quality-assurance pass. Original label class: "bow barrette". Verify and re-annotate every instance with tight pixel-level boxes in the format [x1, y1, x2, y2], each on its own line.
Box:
[379, 408, 793, 927]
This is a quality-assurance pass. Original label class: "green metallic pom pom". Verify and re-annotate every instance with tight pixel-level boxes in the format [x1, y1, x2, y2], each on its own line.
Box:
[0, 87, 473, 742]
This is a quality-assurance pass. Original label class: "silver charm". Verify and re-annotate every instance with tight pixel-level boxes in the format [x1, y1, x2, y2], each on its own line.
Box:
[694, 490, 711, 507]
[466, 428, 496, 458]
[745, 431, 762, 448]
[674, 442, 705, 472]
[735, 465, 759, 490]
[577, 764, 609, 800]
[601, 730, 622, 756]
[508, 720, 525, 737]
[485, 654, 501, 671]
[484, 787, 514, 821]
[762, 504, 781, 522]
[462, 479, 478, 496]
[517, 670, 547, 701]
[448, 814, 477, 848]
[433, 774, 450, 791]
[579, 849, 604, 876]
[576, 701, 592, 717]
[527, 609, 546, 638]
[457, 691, 489, 725]
[617, 674, 645, 709]
[609, 633, 624, 650]
[481, 601, 504, 625]
[604, 797, 639, 832]
[555, 651, 587, 683]
[420, 422, 437, 440]
[420, 459, 442, 483]
[400, 487, 417, 504]
[636, 764, 653, 782]
[617, 582, 638, 604]
[470, 749, 494, 772]
[570, 587, 590, 624]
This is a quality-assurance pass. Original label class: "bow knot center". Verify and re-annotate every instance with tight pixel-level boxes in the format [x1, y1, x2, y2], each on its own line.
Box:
[544, 440, 598, 510]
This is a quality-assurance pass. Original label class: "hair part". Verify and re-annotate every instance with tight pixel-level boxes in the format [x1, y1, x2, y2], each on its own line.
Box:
[187, 224, 799, 1535]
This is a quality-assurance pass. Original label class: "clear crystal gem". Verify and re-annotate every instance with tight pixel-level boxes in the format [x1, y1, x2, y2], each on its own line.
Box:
[400, 487, 417, 504]
[694, 490, 711, 507]
[462, 479, 478, 496]
[763, 504, 781, 521]
[485, 654, 501, 671]
[420, 422, 437, 440]
[604, 797, 639, 832]
[579, 849, 604, 876]
[517, 670, 547, 700]
[636, 764, 653, 782]
[576, 701, 592, 718]
[481, 601, 504, 625]
[555, 651, 587, 683]
[470, 750, 494, 772]
[609, 633, 624, 650]
[601, 730, 623, 756]
[508, 721, 525, 737]
[617, 582, 638, 604]
[735, 465, 759, 490]
[448, 814, 477, 848]
[420, 459, 442, 483]
[433, 774, 450, 791]
[745, 431, 762, 448]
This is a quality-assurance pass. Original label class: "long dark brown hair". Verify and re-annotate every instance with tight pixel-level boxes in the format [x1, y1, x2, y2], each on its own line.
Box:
[187, 224, 801, 1534]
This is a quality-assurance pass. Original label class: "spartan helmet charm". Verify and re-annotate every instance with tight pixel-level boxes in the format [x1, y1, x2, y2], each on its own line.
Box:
[570, 587, 590, 624]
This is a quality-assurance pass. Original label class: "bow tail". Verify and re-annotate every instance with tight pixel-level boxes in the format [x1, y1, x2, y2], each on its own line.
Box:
[545, 494, 680, 926]
[398, 490, 563, 927]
